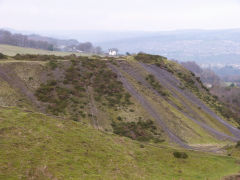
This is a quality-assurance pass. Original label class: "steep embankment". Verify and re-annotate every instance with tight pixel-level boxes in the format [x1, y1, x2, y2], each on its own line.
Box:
[141, 63, 240, 139]
[109, 59, 240, 147]
[0, 53, 240, 148]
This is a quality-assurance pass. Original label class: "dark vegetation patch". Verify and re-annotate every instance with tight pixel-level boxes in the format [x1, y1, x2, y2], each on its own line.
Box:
[13, 54, 64, 61]
[235, 141, 240, 148]
[35, 80, 57, 102]
[35, 56, 132, 119]
[146, 74, 171, 97]
[135, 53, 166, 65]
[111, 119, 164, 142]
[173, 151, 188, 159]
[47, 60, 58, 70]
[0, 53, 7, 59]
[135, 53, 175, 73]
[176, 72, 197, 91]
[12, 53, 83, 61]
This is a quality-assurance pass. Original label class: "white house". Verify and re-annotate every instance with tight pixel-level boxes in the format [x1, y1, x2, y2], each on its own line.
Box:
[108, 48, 118, 56]
[203, 83, 213, 89]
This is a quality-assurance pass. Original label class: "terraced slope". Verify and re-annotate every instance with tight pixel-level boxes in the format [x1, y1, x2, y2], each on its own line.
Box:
[141, 63, 240, 139]
[109, 60, 240, 146]
[0, 53, 240, 148]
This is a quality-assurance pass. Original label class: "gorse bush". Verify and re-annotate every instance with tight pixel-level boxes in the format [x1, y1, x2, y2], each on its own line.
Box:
[13, 54, 64, 61]
[48, 60, 58, 70]
[35, 80, 56, 102]
[135, 53, 166, 65]
[111, 119, 163, 142]
[173, 151, 188, 159]
[235, 141, 240, 148]
[146, 74, 170, 97]
[35, 56, 132, 118]
[0, 53, 6, 59]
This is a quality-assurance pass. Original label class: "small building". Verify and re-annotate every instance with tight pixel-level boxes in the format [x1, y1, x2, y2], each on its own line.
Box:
[203, 83, 213, 89]
[108, 48, 118, 56]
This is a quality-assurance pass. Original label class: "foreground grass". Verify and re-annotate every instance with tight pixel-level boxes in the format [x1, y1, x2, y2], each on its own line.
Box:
[0, 107, 239, 179]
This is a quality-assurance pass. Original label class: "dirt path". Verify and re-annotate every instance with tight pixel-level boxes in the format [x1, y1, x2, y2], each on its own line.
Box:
[87, 86, 99, 129]
[141, 63, 240, 139]
[0, 66, 41, 109]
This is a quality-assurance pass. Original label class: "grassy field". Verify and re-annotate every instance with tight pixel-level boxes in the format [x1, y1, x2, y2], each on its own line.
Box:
[0, 106, 239, 180]
[0, 44, 87, 56]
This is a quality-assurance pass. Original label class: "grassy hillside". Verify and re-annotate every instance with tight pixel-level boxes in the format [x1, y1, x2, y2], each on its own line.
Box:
[1, 49, 240, 179]
[0, 52, 239, 146]
[0, 44, 86, 56]
[0, 107, 240, 180]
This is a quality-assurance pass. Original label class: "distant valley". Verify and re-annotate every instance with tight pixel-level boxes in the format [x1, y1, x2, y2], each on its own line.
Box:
[96, 29, 240, 65]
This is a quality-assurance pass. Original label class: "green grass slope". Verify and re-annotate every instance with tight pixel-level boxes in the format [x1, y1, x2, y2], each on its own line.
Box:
[0, 107, 240, 180]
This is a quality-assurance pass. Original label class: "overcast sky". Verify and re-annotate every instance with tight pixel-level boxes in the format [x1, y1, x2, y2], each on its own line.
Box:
[0, 0, 240, 32]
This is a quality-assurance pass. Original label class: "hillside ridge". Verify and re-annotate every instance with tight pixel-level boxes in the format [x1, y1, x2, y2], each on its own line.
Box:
[0, 52, 239, 148]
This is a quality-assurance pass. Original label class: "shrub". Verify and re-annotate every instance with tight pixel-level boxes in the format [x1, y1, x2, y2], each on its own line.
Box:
[135, 53, 166, 64]
[235, 141, 240, 148]
[35, 82, 56, 102]
[146, 74, 170, 97]
[0, 53, 6, 59]
[111, 119, 163, 142]
[35, 56, 133, 118]
[13, 54, 63, 61]
[117, 116, 122, 121]
[173, 151, 188, 159]
[48, 60, 58, 70]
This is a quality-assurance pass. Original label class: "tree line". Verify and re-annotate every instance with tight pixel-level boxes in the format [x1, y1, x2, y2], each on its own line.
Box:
[63, 42, 102, 54]
[0, 30, 54, 51]
[0, 30, 103, 54]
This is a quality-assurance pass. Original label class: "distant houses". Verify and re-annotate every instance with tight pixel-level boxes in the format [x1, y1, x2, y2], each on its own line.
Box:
[108, 48, 118, 56]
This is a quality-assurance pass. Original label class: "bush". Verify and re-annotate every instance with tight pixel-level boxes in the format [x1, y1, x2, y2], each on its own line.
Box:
[173, 151, 188, 159]
[146, 74, 170, 97]
[117, 116, 122, 121]
[35, 56, 133, 118]
[35, 82, 56, 102]
[111, 120, 163, 142]
[48, 60, 58, 70]
[0, 53, 6, 59]
[13, 54, 63, 61]
[235, 141, 240, 148]
[135, 53, 166, 64]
